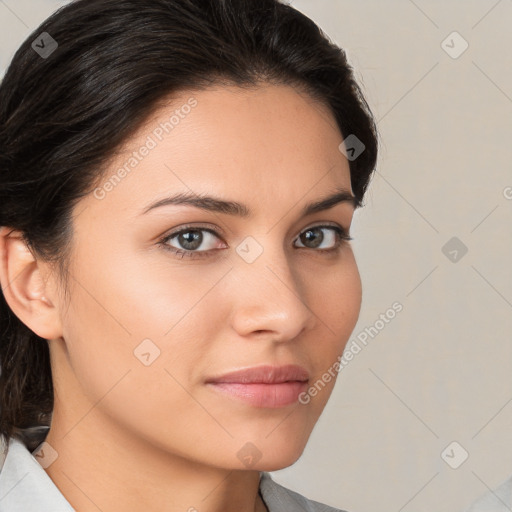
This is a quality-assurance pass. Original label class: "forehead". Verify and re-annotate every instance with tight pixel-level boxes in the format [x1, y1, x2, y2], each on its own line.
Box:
[83, 83, 352, 219]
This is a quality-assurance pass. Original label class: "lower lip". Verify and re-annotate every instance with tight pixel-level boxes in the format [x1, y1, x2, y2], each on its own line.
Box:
[206, 381, 309, 408]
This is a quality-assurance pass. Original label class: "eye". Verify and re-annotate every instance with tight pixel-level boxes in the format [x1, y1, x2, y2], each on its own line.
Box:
[158, 223, 352, 259]
[294, 224, 352, 252]
[159, 225, 225, 259]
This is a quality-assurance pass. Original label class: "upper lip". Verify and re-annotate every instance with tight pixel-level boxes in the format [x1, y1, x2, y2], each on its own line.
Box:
[205, 364, 310, 384]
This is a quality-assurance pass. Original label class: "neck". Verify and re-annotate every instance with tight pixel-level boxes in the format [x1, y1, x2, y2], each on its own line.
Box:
[43, 414, 267, 512]
[40, 357, 268, 512]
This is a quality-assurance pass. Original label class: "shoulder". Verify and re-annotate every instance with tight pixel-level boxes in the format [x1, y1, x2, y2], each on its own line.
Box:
[259, 471, 348, 512]
[464, 474, 512, 512]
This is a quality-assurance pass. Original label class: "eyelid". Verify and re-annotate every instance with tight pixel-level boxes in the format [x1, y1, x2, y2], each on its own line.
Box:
[304, 221, 351, 236]
[161, 223, 226, 243]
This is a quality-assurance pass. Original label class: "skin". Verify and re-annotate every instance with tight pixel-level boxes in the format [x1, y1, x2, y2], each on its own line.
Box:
[0, 82, 362, 512]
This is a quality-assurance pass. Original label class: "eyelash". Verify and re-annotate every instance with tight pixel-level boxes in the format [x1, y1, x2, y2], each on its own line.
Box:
[157, 223, 353, 260]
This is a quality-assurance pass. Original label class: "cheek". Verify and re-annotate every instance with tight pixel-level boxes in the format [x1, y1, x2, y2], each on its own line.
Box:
[311, 250, 362, 348]
[59, 251, 226, 388]
[58, 259, 221, 443]
[304, 251, 362, 402]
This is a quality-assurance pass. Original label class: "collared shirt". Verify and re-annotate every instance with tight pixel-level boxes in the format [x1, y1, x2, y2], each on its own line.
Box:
[0, 435, 345, 512]
[464, 475, 512, 512]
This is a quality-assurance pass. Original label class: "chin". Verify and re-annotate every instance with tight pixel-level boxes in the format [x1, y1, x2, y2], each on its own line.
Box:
[253, 441, 307, 472]
[253, 452, 303, 472]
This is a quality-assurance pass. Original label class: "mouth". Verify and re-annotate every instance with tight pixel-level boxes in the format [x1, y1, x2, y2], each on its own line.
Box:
[206, 381, 310, 408]
[205, 364, 310, 408]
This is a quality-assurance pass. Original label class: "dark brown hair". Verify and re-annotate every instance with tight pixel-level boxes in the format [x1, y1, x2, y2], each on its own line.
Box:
[0, 0, 379, 452]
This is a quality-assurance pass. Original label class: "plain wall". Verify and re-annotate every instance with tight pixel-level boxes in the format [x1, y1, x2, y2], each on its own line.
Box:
[1, 1, 511, 511]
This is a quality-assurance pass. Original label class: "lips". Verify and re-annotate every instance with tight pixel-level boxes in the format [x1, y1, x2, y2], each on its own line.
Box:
[205, 364, 310, 408]
[205, 364, 310, 385]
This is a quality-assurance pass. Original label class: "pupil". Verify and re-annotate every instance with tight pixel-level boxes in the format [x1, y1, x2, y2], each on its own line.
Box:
[180, 230, 202, 250]
[303, 228, 323, 248]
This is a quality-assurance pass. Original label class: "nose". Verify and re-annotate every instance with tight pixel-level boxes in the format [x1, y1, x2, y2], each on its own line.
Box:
[228, 239, 317, 342]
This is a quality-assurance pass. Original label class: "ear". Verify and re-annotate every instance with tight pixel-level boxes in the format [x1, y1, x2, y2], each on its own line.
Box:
[0, 227, 63, 340]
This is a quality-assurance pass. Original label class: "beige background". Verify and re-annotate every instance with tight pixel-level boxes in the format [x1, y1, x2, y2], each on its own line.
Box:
[1, 1, 512, 511]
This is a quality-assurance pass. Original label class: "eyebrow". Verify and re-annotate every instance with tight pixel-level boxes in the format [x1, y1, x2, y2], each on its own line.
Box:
[140, 186, 358, 218]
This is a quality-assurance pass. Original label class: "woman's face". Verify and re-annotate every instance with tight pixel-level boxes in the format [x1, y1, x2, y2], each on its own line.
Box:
[48, 83, 362, 471]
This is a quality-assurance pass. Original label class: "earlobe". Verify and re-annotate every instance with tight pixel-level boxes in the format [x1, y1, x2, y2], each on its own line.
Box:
[40, 295, 53, 306]
[0, 227, 63, 340]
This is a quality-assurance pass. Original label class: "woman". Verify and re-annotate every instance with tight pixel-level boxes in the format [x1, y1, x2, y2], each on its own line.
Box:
[0, 0, 379, 510]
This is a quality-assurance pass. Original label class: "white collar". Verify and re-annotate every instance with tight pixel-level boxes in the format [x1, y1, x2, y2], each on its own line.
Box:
[0, 435, 74, 511]
[0, 435, 342, 512]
